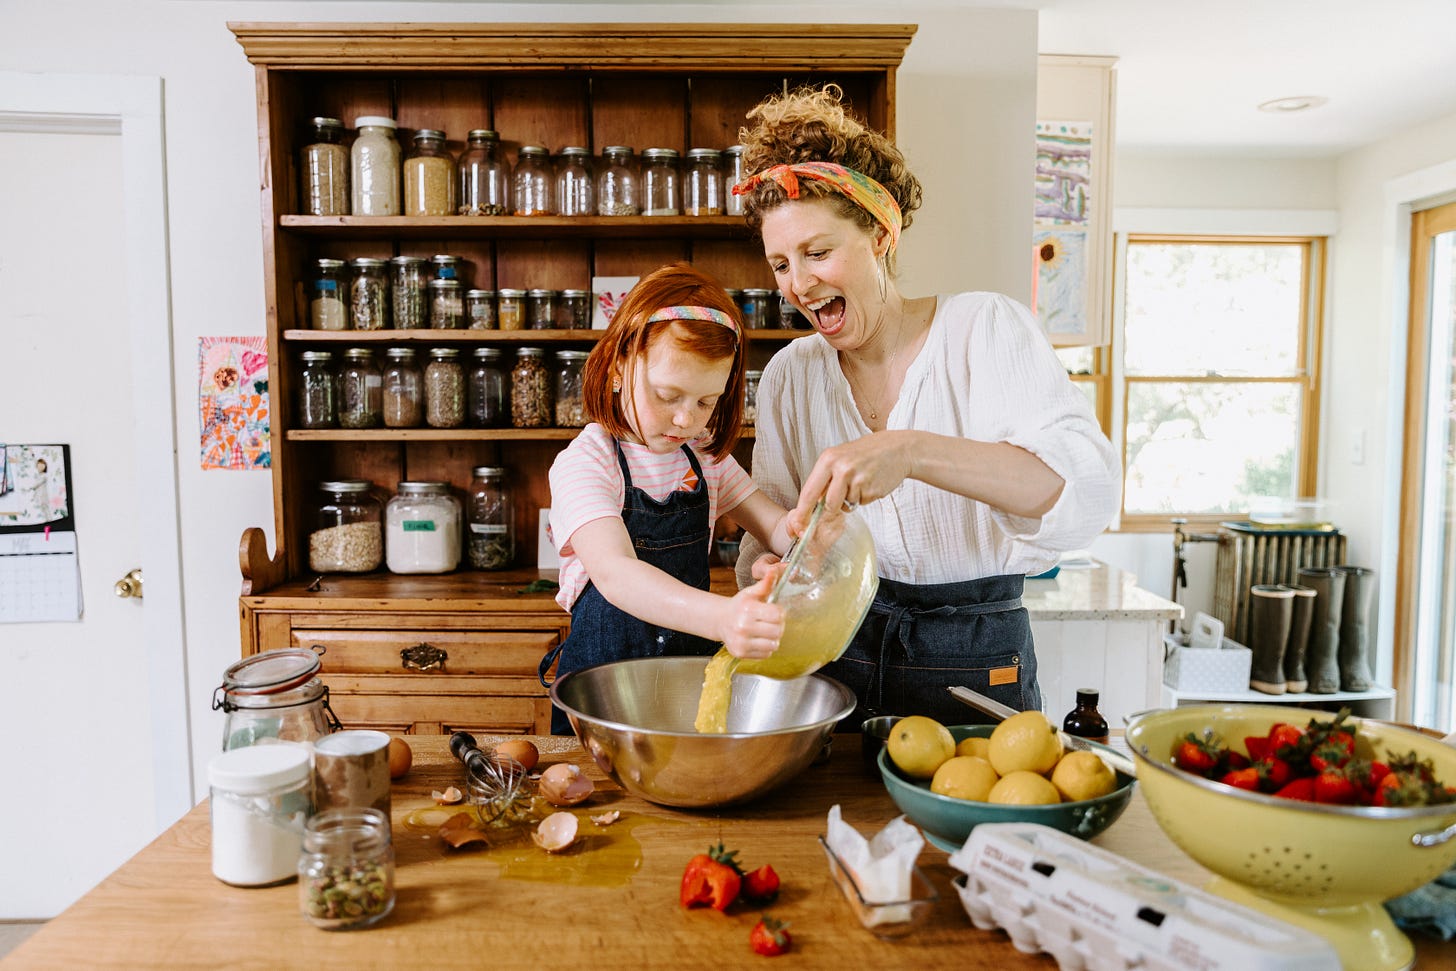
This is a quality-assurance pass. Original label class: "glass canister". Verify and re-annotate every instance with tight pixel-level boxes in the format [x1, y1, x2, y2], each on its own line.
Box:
[466, 466, 515, 570]
[385, 481, 462, 574]
[554, 350, 589, 427]
[596, 146, 639, 216]
[298, 350, 339, 429]
[466, 289, 497, 330]
[311, 258, 349, 330]
[424, 347, 466, 428]
[724, 144, 745, 216]
[684, 148, 723, 216]
[212, 647, 341, 751]
[555, 146, 594, 217]
[339, 348, 382, 429]
[431, 254, 465, 286]
[468, 347, 507, 428]
[301, 116, 349, 216]
[350, 116, 400, 216]
[299, 807, 395, 930]
[496, 288, 526, 331]
[738, 288, 773, 330]
[381, 347, 423, 428]
[512, 145, 555, 216]
[558, 289, 590, 329]
[458, 129, 510, 215]
[744, 369, 762, 425]
[390, 256, 429, 330]
[310, 479, 383, 571]
[642, 148, 680, 216]
[350, 258, 390, 331]
[209, 744, 312, 887]
[527, 288, 557, 330]
[777, 290, 808, 329]
[428, 278, 464, 329]
[403, 128, 456, 217]
[510, 346, 552, 428]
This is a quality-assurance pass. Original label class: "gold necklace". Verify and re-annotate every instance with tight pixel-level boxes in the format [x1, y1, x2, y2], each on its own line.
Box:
[846, 341, 901, 421]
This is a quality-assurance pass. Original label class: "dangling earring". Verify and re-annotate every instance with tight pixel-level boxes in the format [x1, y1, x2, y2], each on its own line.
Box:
[876, 254, 889, 303]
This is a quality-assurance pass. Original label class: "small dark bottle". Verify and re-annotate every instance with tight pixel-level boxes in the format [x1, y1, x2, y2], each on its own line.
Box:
[1063, 688, 1109, 744]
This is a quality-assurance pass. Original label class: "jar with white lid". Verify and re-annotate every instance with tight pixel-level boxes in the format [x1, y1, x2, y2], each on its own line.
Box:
[350, 116, 400, 216]
[684, 148, 723, 216]
[596, 146, 639, 216]
[212, 647, 342, 751]
[298, 807, 395, 930]
[385, 481, 461, 574]
[642, 148, 680, 216]
[310, 479, 383, 572]
[466, 466, 514, 570]
[209, 743, 313, 887]
[512, 145, 555, 216]
[403, 128, 455, 217]
[556, 146, 594, 216]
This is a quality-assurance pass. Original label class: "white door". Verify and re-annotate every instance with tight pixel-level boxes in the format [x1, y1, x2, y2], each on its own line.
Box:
[0, 75, 188, 918]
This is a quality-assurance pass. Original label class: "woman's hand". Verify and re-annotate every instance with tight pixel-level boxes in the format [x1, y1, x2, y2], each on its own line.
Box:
[792, 431, 914, 525]
[719, 571, 786, 660]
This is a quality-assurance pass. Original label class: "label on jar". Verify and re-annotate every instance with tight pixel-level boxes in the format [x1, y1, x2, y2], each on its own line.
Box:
[470, 523, 507, 535]
[402, 520, 438, 532]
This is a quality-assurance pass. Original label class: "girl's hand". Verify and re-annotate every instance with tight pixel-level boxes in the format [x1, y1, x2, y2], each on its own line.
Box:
[748, 551, 782, 581]
[793, 431, 913, 523]
[719, 571, 785, 660]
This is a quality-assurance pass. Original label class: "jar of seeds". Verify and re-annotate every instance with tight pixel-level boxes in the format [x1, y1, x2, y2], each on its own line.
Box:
[298, 807, 395, 931]
[424, 347, 465, 428]
[466, 289, 497, 330]
[724, 144, 745, 216]
[403, 128, 455, 216]
[301, 116, 349, 216]
[510, 347, 552, 428]
[458, 129, 510, 216]
[339, 348, 382, 429]
[350, 116, 400, 216]
[496, 289, 526, 331]
[596, 146, 639, 216]
[554, 350, 589, 427]
[309, 480, 384, 573]
[512, 145, 555, 216]
[381, 347, 423, 428]
[298, 350, 339, 429]
[390, 256, 429, 330]
[311, 258, 349, 330]
[468, 347, 507, 428]
[642, 148, 681, 216]
[350, 258, 389, 331]
[558, 289, 590, 329]
[527, 289, 557, 330]
[684, 148, 723, 216]
[466, 466, 514, 570]
[428, 278, 464, 329]
[556, 146, 593, 217]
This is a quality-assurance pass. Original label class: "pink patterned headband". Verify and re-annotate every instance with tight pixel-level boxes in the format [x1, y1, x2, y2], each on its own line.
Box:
[646, 305, 739, 337]
[733, 161, 903, 253]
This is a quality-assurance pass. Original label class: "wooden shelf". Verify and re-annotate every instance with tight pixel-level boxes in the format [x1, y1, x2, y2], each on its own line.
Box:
[281, 328, 809, 344]
[285, 427, 756, 442]
[280, 214, 756, 239]
[1160, 683, 1396, 719]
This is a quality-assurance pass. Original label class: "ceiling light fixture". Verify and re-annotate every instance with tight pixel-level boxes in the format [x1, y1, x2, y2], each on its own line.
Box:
[1257, 95, 1329, 114]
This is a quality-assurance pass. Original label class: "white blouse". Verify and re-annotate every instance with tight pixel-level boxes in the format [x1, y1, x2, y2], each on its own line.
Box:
[737, 291, 1120, 587]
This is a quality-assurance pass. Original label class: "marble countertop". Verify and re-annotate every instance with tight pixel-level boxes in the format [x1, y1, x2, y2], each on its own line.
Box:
[1024, 560, 1183, 621]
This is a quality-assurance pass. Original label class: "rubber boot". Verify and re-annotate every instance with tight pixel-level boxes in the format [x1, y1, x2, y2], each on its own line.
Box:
[1248, 584, 1293, 695]
[1297, 567, 1345, 693]
[1334, 565, 1376, 692]
[1280, 583, 1316, 693]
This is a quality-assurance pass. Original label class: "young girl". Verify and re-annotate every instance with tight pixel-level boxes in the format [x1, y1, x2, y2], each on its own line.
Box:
[541, 262, 796, 733]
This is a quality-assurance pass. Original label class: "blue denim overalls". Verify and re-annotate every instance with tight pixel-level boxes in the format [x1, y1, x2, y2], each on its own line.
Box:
[539, 442, 717, 734]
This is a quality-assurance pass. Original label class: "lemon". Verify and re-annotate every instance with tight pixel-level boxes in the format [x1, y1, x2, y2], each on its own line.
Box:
[931, 755, 999, 802]
[955, 736, 992, 760]
[1049, 750, 1117, 803]
[886, 715, 956, 779]
[988, 770, 1062, 806]
[987, 710, 1063, 777]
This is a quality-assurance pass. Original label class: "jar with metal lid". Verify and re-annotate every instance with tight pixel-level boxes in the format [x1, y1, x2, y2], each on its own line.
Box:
[424, 347, 465, 428]
[209, 743, 312, 887]
[596, 146, 639, 216]
[403, 128, 455, 217]
[684, 148, 723, 216]
[311, 258, 349, 330]
[301, 116, 349, 216]
[466, 466, 514, 570]
[527, 288, 557, 330]
[738, 288, 773, 330]
[724, 144, 745, 216]
[431, 254, 464, 285]
[385, 481, 462, 574]
[428, 278, 463, 329]
[212, 647, 342, 752]
[510, 347, 552, 428]
[744, 369, 762, 425]
[554, 349, 589, 427]
[298, 350, 338, 429]
[642, 148, 680, 216]
[558, 289, 590, 329]
[381, 347, 423, 428]
[496, 288, 526, 331]
[555, 146, 594, 217]
[349, 258, 389, 331]
[777, 291, 808, 329]
[309, 479, 383, 571]
[338, 348, 382, 429]
[458, 129, 510, 215]
[466, 289, 497, 330]
[468, 347, 507, 428]
[350, 116, 399, 216]
[389, 256, 428, 330]
[298, 807, 395, 930]
[512, 145, 555, 216]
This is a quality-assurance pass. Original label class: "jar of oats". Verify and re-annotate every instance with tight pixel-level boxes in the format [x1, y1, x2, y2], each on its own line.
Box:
[310, 480, 384, 573]
[381, 347, 423, 428]
[424, 347, 465, 428]
[510, 347, 552, 428]
[350, 258, 389, 331]
[350, 116, 399, 216]
[404, 128, 456, 216]
[301, 117, 349, 216]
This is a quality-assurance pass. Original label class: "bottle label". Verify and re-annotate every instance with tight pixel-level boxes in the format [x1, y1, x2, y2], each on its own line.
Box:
[402, 520, 437, 532]
[470, 524, 507, 535]
[317, 280, 337, 292]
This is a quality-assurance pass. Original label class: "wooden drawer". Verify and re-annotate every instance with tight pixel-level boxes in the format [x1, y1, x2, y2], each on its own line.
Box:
[298, 628, 560, 677]
[321, 673, 554, 735]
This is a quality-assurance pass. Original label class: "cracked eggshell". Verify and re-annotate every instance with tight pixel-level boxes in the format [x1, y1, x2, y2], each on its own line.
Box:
[532, 811, 580, 852]
[539, 762, 595, 806]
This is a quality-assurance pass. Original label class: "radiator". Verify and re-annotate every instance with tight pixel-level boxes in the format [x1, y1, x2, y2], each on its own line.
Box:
[1213, 525, 1347, 645]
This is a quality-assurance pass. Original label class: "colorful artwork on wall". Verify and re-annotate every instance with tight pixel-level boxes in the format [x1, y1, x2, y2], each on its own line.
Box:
[1034, 121, 1094, 340]
[1032, 228, 1088, 336]
[198, 337, 270, 471]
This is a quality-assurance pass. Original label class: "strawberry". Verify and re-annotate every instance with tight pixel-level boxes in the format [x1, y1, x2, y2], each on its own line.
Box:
[742, 864, 781, 904]
[1256, 756, 1293, 791]
[1274, 777, 1317, 801]
[1244, 735, 1272, 762]
[1309, 741, 1351, 773]
[1174, 733, 1223, 776]
[1267, 722, 1304, 753]
[681, 844, 743, 911]
[1313, 767, 1359, 805]
[749, 916, 791, 957]
[1220, 766, 1262, 791]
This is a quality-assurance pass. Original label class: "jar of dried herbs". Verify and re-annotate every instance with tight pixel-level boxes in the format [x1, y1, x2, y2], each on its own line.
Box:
[466, 466, 514, 570]
[558, 289, 590, 329]
[468, 347, 507, 428]
[350, 116, 400, 216]
[496, 289, 526, 331]
[466, 289, 497, 330]
[527, 289, 557, 330]
[381, 347, 423, 428]
[553, 350, 589, 427]
[424, 347, 465, 428]
[339, 347, 382, 429]
[510, 347, 552, 428]
[684, 148, 723, 216]
[458, 129, 510, 216]
[298, 350, 339, 429]
[301, 116, 349, 216]
[350, 258, 389, 331]
[403, 128, 455, 217]
[390, 256, 429, 330]
[596, 146, 639, 216]
[311, 258, 349, 330]
[555, 146, 593, 217]
[298, 807, 395, 930]
[309, 480, 383, 573]
[428, 278, 463, 329]
[512, 145, 555, 216]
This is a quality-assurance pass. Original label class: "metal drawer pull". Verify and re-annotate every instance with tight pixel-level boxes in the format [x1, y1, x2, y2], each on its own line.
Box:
[401, 643, 448, 672]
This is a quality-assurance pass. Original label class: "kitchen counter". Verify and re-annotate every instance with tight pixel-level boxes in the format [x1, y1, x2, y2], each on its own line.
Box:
[8, 734, 1444, 970]
[1022, 560, 1182, 622]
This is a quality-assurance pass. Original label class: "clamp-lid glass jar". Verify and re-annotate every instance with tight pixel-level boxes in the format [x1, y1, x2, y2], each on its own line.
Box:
[301, 116, 349, 217]
[209, 743, 313, 887]
[349, 258, 389, 331]
[390, 256, 429, 330]
[596, 146, 639, 216]
[512, 145, 555, 216]
[310, 479, 383, 572]
[458, 128, 510, 216]
[212, 647, 342, 751]
[403, 128, 455, 217]
[385, 481, 462, 574]
[554, 349, 589, 427]
[510, 347, 552, 428]
[298, 350, 339, 429]
[468, 347, 507, 428]
[466, 466, 514, 570]
[299, 807, 395, 930]
[311, 258, 349, 331]
[496, 288, 526, 331]
[642, 148, 681, 216]
[350, 116, 400, 216]
[424, 347, 466, 428]
[381, 347, 423, 428]
[339, 348, 382, 429]
[684, 148, 723, 216]
[428, 278, 464, 329]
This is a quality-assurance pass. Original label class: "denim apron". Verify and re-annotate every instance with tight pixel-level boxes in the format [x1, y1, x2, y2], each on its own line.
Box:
[539, 442, 717, 734]
[821, 573, 1040, 730]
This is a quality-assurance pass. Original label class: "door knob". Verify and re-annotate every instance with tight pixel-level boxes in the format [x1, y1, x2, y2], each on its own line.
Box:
[115, 568, 144, 599]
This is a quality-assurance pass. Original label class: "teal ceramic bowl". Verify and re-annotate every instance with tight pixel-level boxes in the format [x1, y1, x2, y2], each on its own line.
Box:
[877, 724, 1137, 852]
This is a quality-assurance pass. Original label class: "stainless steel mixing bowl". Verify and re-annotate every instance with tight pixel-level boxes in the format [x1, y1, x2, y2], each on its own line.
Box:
[550, 656, 856, 808]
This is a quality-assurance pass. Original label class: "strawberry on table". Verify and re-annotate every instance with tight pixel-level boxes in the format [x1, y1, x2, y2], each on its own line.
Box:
[742, 864, 780, 904]
[749, 916, 792, 957]
[681, 844, 743, 911]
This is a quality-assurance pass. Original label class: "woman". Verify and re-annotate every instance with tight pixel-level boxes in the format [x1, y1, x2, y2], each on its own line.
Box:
[733, 85, 1119, 727]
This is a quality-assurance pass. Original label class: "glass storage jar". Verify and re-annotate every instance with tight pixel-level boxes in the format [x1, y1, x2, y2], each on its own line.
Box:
[744, 369, 762, 425]
[403, 128, 455, 217]
[738, 288, 773, 330]
[496, 288, 526, 331]
[389, 256, 429, 330]
[554, 350, 589, 427]
[724, 144, 745, 216]
[596, 146, 639, 216]
[339, 348, 382, 429]
[381, 347, 423, 428]
[428, 278, 464, 329]
[468, 347, 507, 428]
[385, 481, 462, 574]
[424, 347, 465, 428]
[350, 116, 400, 216]
[466, 289, 497, 330]
[558, 289, 590, 329]
[512, 145, 555, 216]
[458, 128, 510, 215]
[555, 146, 594, 217]
[466, 466, 514, 570]
[431, 254, 465, 285]
[527, 288, 557, 330]
[510, 346, 552, 428]
[298, 350, 338, 429]
[777, 290, 808, 329]
[311, 258, 349, 330]
[209, 744, 312, 888]
[642, 148, 681, 216]
[212, 647, 341, 752]
[301, 116, 349, 216]
[684, 148, 723, 216]
[309, 479, 383, 571]
[299, 808, 395, 930]
[349, 258, 389, 331]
